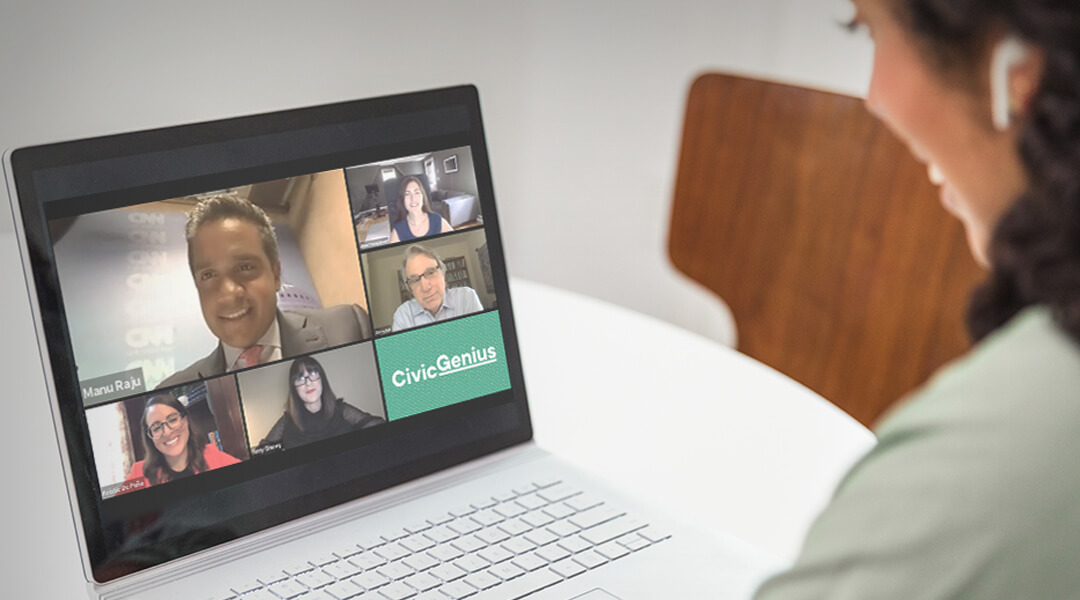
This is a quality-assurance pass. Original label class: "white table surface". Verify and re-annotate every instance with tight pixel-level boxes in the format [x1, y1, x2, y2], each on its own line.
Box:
[511, 278, 876, 561]
[0, 232, 874, 596]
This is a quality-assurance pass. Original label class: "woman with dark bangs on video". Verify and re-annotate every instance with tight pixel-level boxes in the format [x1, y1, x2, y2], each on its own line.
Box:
[752, 0, 1080, 597]
[258, 355, 385, 450]
[125, 394, 240, 486]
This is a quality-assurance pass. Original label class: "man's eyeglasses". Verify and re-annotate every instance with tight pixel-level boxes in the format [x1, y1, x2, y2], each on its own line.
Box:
[406, 266, 442, 287]
[293, 370, 322, 387]
[146, 412, 186, 440]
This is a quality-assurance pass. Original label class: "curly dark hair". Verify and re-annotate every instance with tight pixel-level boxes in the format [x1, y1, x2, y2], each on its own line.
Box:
[886, 0, 1080, 342]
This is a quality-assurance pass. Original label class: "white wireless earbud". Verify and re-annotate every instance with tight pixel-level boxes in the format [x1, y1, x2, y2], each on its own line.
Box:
[990, 35, 1031, 131]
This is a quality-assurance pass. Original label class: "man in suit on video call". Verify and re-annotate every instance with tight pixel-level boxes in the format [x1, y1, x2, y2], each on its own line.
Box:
[157, 195, 372, 388]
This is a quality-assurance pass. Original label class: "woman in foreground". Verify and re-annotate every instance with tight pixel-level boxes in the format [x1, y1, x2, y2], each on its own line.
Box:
[755, 0, 1080, 597]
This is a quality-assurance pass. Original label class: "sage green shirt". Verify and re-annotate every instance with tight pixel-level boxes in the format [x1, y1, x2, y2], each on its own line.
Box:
[754, 307, 1080, 599]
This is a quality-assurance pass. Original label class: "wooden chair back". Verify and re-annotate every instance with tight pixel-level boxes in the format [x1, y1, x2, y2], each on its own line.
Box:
[669, 73, 985, 427]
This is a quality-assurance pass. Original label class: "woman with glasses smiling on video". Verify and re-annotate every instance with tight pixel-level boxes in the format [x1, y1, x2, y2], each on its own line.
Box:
[258, 355, 385, 451]
[125, 395, 240, 487]
[753, 0, 1080, 597]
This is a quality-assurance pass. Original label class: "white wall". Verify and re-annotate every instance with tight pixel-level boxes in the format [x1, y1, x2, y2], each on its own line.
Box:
[0, 0, 873, 345]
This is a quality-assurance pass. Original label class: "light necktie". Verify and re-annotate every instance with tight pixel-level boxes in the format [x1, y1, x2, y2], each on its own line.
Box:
[235, 344, 266, 369]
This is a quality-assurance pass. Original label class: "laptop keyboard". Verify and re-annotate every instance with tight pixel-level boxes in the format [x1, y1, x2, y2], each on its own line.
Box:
[209, 479, 670, 600]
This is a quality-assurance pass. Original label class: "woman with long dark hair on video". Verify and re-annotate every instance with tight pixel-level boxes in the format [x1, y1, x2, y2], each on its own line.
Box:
[125, 394, 240, 486]
[387, 175, 453, 243]
[753, 1, 1080, 597]
[259, 356, 385, 450]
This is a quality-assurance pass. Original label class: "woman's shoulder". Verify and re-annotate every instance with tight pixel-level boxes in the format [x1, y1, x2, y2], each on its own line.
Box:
[203, 443, 241, 468]
[882, 306, 1080, 432]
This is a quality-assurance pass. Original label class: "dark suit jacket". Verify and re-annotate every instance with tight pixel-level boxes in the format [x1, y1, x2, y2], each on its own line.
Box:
[156, 304, 372, 389]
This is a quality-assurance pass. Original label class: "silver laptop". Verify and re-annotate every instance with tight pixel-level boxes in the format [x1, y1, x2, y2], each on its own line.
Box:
[3, 86, 781, 600]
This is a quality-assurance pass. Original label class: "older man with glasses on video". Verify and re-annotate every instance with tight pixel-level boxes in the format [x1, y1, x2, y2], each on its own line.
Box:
[392, 244, 483, 332]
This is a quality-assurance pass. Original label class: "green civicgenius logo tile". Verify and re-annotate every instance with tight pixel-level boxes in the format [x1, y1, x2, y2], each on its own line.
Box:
[376, 311, 511, 421]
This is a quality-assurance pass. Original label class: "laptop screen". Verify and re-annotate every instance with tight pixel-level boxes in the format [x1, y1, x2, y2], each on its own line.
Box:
[5, 86, 532, 582]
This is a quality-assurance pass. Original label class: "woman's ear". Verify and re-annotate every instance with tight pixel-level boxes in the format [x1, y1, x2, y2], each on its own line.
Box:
[990, 35, 1044, 131]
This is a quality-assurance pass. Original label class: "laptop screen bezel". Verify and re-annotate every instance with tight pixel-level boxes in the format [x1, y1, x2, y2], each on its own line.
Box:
[5, 85, 534, 582]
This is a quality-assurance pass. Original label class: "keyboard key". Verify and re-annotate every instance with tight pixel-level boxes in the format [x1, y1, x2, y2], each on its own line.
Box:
[520, 512, 554, 528]
[496, 518, 531, 537]
[400, 535, 436, 553]
[324, 580, 362, 600]
[295, 591, 338, 600]
[333, 545, 362, 559]
[415, 593, 448, 600]
[256, 571, 287, 585]
[352, 571, 390, 591]
[478, 546, 513, 564]
[297, 570, 335, 589]
[568, 506, 623, 530]
[501, 537, 537, 555]
[405, 521, 432, 534]
[451, 535, 486, 554]
[514, 494, 548, 510]
[543, 504, 575, 520]
[547, 520, 580, 538]
[440, 580, 478, 599]
[423, 526, 457, 544]
[488, 562, 526, 581]
[492, 491, 517, 502]
[637, 526, 671, 543]
[427, 512, 454, 525]
[572, 550, 608, 570]
[356, 535, 386, 551]
[374, 542, 409, 562]
[404, 572, 441, 592]
[449, 506, 476, 518]
[532, 477, 561, 489]
[429, 544, 464, 562]
[579, 516, 646, 545]
[284, 563, 315, 576]
[467, 568, 562, 600]
[463, 571, 500, 591]
[241, 590, 279, 600]
[381, 528, 410, 542]
[537, 484, 580, 503]
[475, 528, 510, 545]
[595, 541, 631, 560]
[430, 563, 468, 582]
[493, 503, 526, 519]
[470, 510, 503, 527]
[512, 484, 538, 495]
[565, 494, 604, 512]
[448, 520, 482, 536]
[349, 552, 387, 570]
[510, 552, 548, 572]
[535, 545, 571, 563]
[269, 580, 308, 598]
[550, 559, 587, 579]
[618, 534, 651, 551]
[470, 497, 497, 510]
[376, 562, 415, 581]
[311, 553, 339, 566]
[557, 536, 591, 554]
[378, 581, 417, 600]
[324, 561, 362, 580]
[402, 552, 439, 572]
[231, 581, 262, 595]
[454, 555, 491, 573]
[523, 529, 558, 547]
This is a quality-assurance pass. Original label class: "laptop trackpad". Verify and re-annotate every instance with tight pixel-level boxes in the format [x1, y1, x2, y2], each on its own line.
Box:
[570, 590, 623, 600]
